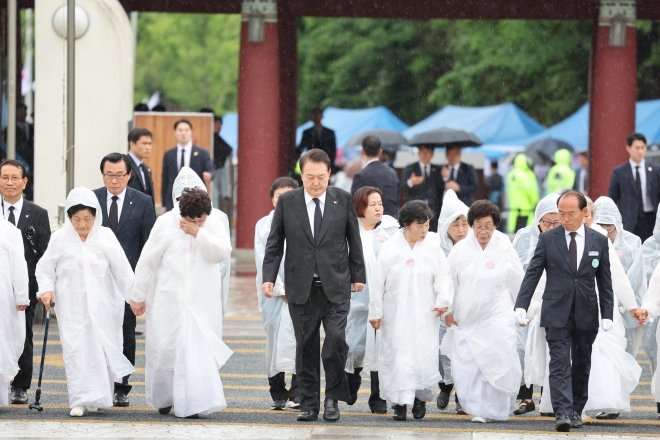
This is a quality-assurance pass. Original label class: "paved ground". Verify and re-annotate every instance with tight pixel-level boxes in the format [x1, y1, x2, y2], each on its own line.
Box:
[2, 273, 660, 438]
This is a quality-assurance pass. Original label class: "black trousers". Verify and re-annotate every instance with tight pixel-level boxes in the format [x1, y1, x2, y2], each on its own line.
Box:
[268, 372, 300, 401]
[12, 303, 35, 390]
[369, 371, 386, 406]
[288, 282, 350, 413]
[517, 384, 533, 400]
[633, 211, 656, 243]
[545, 306, 598, 417]
[114, 303, 136, 395]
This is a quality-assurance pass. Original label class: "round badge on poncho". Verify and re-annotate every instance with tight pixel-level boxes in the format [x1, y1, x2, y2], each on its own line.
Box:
[592, 259, 599, 268]
[486, 261, 495, 269]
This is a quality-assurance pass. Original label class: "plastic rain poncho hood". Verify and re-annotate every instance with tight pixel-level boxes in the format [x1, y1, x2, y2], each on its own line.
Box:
[512, 193, 560, 270]
[438, 190, 469, 257]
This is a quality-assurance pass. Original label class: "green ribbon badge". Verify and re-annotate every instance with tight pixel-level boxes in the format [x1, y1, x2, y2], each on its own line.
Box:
[592, 259, 599, 268]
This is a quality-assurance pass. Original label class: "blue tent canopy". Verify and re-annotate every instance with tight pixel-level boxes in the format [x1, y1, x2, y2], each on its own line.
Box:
[295, 106, 409, 147]
[637, 99, 660, 144]
[402, 103, 545, 145]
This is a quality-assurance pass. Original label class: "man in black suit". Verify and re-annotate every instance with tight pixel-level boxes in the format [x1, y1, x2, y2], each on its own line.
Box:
[441, 145, 479, 207]
[514, 190, 642, 432]
[126, 127, 155, 207]
[93, 153, 156, 407]
[400, 145, 445, 231]
[161, 119, 214, 213]
[296, 108, 337, 173]
[0, 159, 50, 404]
[608, 132, 660, 242]
[262, 149, 365, 422]
[351, 135, 399, 217]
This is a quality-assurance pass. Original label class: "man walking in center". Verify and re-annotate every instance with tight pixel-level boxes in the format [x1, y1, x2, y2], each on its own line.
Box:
[262, 148, 365, 422]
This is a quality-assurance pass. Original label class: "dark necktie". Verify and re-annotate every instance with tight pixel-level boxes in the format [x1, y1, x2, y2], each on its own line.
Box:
[180, 148, 186, 171]
[636, 165, 644, 218]
[313, 198, 322, 276]
[139, 163, 150, 193]
[450, 166, 455, 181]
[7, 206, 15, 226]
[109, 196, 119, 232]
[569, 231, 577, 272]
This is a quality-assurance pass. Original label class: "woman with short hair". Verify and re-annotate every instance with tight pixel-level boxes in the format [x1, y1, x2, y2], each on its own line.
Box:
[368, 200, 452, 421]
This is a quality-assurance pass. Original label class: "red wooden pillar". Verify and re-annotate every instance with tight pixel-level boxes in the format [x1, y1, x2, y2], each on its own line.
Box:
[237, 1, 281, 249]
[277, 6, 298, 177]
[589, 1, 637, 198]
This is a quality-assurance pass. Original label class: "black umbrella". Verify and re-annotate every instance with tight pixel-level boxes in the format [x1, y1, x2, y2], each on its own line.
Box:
[407, 127, 482, 148]
[524, 138, 574, 165]
[346, 129, 408, 154]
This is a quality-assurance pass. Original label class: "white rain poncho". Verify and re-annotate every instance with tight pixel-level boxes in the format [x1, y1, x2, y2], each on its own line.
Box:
[445, 230, 524, 420]
[512, 193, 560, 271]
[594, 197, 646, 356]
[642, 259, 660, 403]
[0, 214, 28, 406]
[347, 215, 399, 373]
[35, 187, 135, 409]
[368, 231, 453, 406]
[255, 210, 295, 377]
[642, 209, 660, 374]
[132, 168, 233, 417]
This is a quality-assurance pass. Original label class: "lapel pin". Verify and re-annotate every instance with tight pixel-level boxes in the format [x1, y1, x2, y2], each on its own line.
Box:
[25, 214, 29, 218]
[334, 200, 337, 204]
[130, 201, 133, 205]
[194, 151, 199, 156]
[649, 167, 652, 172]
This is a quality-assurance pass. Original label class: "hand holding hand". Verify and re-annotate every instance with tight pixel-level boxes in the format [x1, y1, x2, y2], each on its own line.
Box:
[351, 283, 364, 293]
[445, 314, 457, 327]
[369, 319, 381, 330]
[515, 308, 529, 327]
[601, 319, 613, 332]
[40, 292, 54, 311]
[130, 300, 146, 317]
[262, 282, 274, 298]
[179, 218, 200, 237]
[409, 172, 424, 186]
[432, 307, 448, 317]
[631, 308, 648, 326]
[16, 304, 27, 312]
[445, 181, 460, 192]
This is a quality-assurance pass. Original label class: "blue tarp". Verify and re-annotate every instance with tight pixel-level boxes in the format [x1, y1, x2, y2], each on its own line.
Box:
[637, 99, 660, 144]
[402, 103, 545, 145]
[219, 112, 238, 150]
[295, 106, 409, 147]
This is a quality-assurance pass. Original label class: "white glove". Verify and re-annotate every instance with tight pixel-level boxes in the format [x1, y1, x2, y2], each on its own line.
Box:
[601, 319, 613, 332]
[515, 308, 529, 326]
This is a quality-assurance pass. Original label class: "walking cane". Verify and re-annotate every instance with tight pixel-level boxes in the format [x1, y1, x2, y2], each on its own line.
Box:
[29, 301, 55, 412]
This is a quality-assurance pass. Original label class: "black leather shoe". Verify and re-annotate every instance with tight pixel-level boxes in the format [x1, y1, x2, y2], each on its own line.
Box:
[392, 404, 406, 421]
[513, 400, 535, 415]
[297, 410, 319, 421]
[540, 412, 554, 417]
[455, 399, 466, 415]
[323, 399, 340, 422]
[346, 391, 358, 406]
[437, 390, 450, 410]
[185, 414, 199, 419]
[412, 398, 426, 420]
[158, 406, 172, 415]
[370, 403, 387, 414]
[271, 399, 286, 410]
[113, 393, 130, 407]
[10, 388, 28, 404]
[555, 414, 572, 432]
[570, 411, 583, 428]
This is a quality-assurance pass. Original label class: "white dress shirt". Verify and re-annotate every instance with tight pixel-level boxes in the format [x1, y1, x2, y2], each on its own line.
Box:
[107, 188, 127, 220]
[303, 189, 326, 238]
[177, 141, 193, 170]
[564, 224, 585, 269]
[128, 151, 147, 188]
[445, 163, 459, 182]
[2, 196, 23, 226]
[630, 159, 654, 212]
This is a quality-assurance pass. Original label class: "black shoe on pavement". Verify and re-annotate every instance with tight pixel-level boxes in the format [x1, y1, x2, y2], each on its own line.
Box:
[10, 388, 28, 404]
[455, 399, 466, 415]
[323, 399, 340, 422]
[185, 414, 199, 419]
[570, 411, 583, 428]
[392, 404, 406, 421]
[271, 399, 286, 410]
[540, 412, 554, 417]
[412, 398, 426, 420]
[555, 414, 572, 432]
[437, 390, 450, 410]
[346, 391, 358, 406]
[297, 410, 319, 421]
[370, 402, 387, 414]
[595, 411, 619, 419]
[158, 406, 172, 415]
[513, 400, 535, 415]
[113, 393, 130, 407]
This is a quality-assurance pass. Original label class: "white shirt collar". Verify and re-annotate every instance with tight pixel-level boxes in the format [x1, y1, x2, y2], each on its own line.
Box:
[107, 187, 127, 202]
[304, 189, 326, 206]
[177, 141, 193, 150]
[3, 196, 23, 212]
[419, 161, 430, 170]
[128, 151, 143, 166]
[630, 158, 645, 169]
[565, 223, 585, 237]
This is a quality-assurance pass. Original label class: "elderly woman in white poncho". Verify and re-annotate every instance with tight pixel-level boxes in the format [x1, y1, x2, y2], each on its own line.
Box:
[130, 168, 233, 418]
[436, 189, 469, 413]
[510, 193, 560, 416]
[255, 176, 300, 410]
[36, 187, 135, 417]
[444, 200, 524, 423]
[347, 186, 399, 415]
[368, 200, 452, 422]
[642, 209, 660, 418]
[0, 213, 28, 407]
[594, 196, 646, 357]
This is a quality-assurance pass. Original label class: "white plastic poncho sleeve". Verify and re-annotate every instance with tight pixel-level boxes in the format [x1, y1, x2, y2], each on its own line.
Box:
[643, 210, 660, 374]
[512, 193, 560, 271]
[438, 190, 469, 257]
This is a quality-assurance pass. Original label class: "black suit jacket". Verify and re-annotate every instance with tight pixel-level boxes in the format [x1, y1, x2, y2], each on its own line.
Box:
[514, 225, 614, 331]
[127, 154, 155, 206]
[2, 199, 50, 305]
[93, 187, 156, 271]
[447, 162, 479, 206]
[296, 126, 337, 167]
[262, 186, 366, 305]
[161, 145, 215, 211]
[608, 161, 660, 232]
[351, 160, 400, 218]
[400, 162, 445, 216]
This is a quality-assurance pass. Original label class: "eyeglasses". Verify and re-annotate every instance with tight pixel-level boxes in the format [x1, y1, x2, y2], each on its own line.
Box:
[0, 176, 23, 183]
[103, 173, 128, 181]
[541, 219, 562, 228]
[473, 225, 495, 232]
